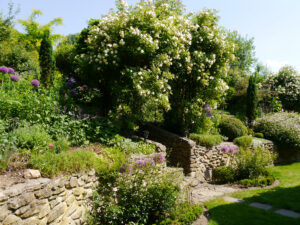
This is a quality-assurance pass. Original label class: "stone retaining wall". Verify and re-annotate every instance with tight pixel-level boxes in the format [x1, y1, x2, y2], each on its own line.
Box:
[0, 170, 98, 225]
[145, 125, 275, 180]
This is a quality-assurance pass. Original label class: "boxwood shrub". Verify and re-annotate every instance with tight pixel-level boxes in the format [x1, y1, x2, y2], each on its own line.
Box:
[218, 115, 247, 141]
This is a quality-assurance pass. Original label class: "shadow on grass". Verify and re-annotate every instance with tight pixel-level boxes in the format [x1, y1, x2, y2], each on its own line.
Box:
[207, 186, 300, 225]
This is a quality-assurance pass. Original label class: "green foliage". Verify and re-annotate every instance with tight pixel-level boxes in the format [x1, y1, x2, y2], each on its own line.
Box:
[54, 42, 75, 76]
[39, 30, 55, 86]
[159, 202, 203, 225]
[246, 75, 258, 123]
[254, 133, 264, 138]
[233, 136, 253, 148]
[18, 9, 63, 51]
[189, 133, 222, 147]
[218, 115, 247, 141]
[29, 150, 102, 177]
[12, 124, 53, 152]
[90, 163, 181, 225]
[213, 166, 236, 184]
[254, 112, 300, 150]
[236, 174, 275, 187]
[107, 135, 156, 154]
[53, 138, 70, 153]
[235, 148, 274, 180]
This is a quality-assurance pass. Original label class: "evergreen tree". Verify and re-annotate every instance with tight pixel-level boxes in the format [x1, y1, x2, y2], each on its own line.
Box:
[39, 30, 54, 86]
[246, 75, 258, 124]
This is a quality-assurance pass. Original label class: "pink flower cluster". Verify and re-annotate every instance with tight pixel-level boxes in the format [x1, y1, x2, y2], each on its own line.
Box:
[220, 144, 240, 154]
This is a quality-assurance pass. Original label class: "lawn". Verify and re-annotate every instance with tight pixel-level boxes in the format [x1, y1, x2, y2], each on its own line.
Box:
[205, 162, 300, 225]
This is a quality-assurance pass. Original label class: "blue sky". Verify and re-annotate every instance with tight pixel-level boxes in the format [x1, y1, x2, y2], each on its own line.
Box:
[1, 0, 300, 72]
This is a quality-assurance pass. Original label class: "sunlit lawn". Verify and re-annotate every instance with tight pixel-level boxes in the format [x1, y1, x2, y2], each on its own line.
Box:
[205, 162, 300, 225]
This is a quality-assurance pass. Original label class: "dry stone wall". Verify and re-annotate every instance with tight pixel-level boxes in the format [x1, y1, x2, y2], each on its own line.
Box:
[0, 170, 98, 225]
[145, 125, 275, 181]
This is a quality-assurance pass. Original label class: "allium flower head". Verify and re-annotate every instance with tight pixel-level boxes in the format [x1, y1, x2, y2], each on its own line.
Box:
[229, 145, 240, 154]
[31, 79, 40, 87]
[0, 66, 8, 74]
[220, 145, 229, 153]
[144, 158, 155, 165]
[153, 153, 165, 164]
[10, 75, 19, 82]
[70, 89, 77, 96]
[7, 68, 14, 74]
[66, 77, 76, 88]
[49, 144, 54, 148]
[203, 104, 213, 117]
[119, 163, 133, 174]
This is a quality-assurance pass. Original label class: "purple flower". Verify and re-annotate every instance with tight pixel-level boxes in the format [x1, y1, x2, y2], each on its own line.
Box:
[153, 153, 165, 164]
[203, 104, 213, 117]
[220, 145, 230, 153]
[229, 145, 240, 154]
[70, 89, 77, 96]
[119, 164, 133, 174]
[7, 68, 14, 74]
[66, 77, 76, 88]
[31, 79, 40, 87]
[134, 160, 146, 169]
[0, 66, 8, 74]
[144, 158, 155, 165]
[80, 84, 88, 91]
[10, 75, 19, 82]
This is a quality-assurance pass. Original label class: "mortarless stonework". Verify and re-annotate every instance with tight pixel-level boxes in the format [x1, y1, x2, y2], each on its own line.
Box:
[0, 170, 98, 225]
[145, 125, 275, 180]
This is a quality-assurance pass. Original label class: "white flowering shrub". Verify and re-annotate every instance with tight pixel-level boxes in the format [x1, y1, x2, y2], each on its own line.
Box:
[75, 0, 235, 131]
[254, 112, 300, 150]
[262, 66, 300, 111]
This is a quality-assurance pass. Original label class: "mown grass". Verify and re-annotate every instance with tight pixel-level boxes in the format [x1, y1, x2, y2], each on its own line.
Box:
[205, 162, 300, 225]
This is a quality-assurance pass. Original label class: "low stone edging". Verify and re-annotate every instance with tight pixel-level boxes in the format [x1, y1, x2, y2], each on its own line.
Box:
[0, 170, 98, 225]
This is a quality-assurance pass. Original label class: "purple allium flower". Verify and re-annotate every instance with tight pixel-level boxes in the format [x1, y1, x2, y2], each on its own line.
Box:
[229, 145, 240, 154]
[220, 145, 229, 153]
[134, 160, 146, 169]
[0, 66, 8, 74]
[153, 153, 165, 164]
[70, 89, 77, 96]
[66, 77, 76, 88]
[7, 68, 14, 74]
[31, 79, 40, 87]
[119, 164, 133, 174]
[80, 84, 88, 91]
[203, 104, 213, 117]
[10, 75, 19, 82]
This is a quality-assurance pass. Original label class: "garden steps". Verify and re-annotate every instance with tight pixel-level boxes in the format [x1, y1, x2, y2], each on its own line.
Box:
[223, 196, 300, 219]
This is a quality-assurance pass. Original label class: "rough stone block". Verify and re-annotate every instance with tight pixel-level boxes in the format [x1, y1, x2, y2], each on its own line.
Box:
[2, 214, 22, 225]
[8, 193, 35, 210]
[38, 203, 51, 219]
[23, 169, 41, 179]
[47, 202, 66, 223]
[35, 187, 52, 199]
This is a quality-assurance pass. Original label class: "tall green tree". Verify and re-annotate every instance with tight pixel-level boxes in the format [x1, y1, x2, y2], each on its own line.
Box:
[246, 75, 258, 124]
[18, 9, 63, 51]
[39, 30, 54, 86]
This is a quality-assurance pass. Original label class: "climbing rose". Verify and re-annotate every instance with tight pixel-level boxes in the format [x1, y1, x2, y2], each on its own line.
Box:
[31, 79, 40, 87]
[10, 75, 19, 82]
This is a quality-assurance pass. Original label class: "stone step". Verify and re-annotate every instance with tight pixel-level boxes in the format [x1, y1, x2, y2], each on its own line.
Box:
[275, 209, 300, 219]
[249, 202, 272, 210]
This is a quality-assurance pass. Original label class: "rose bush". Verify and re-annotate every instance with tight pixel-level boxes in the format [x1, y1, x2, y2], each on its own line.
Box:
[74, 0, 235, 132]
